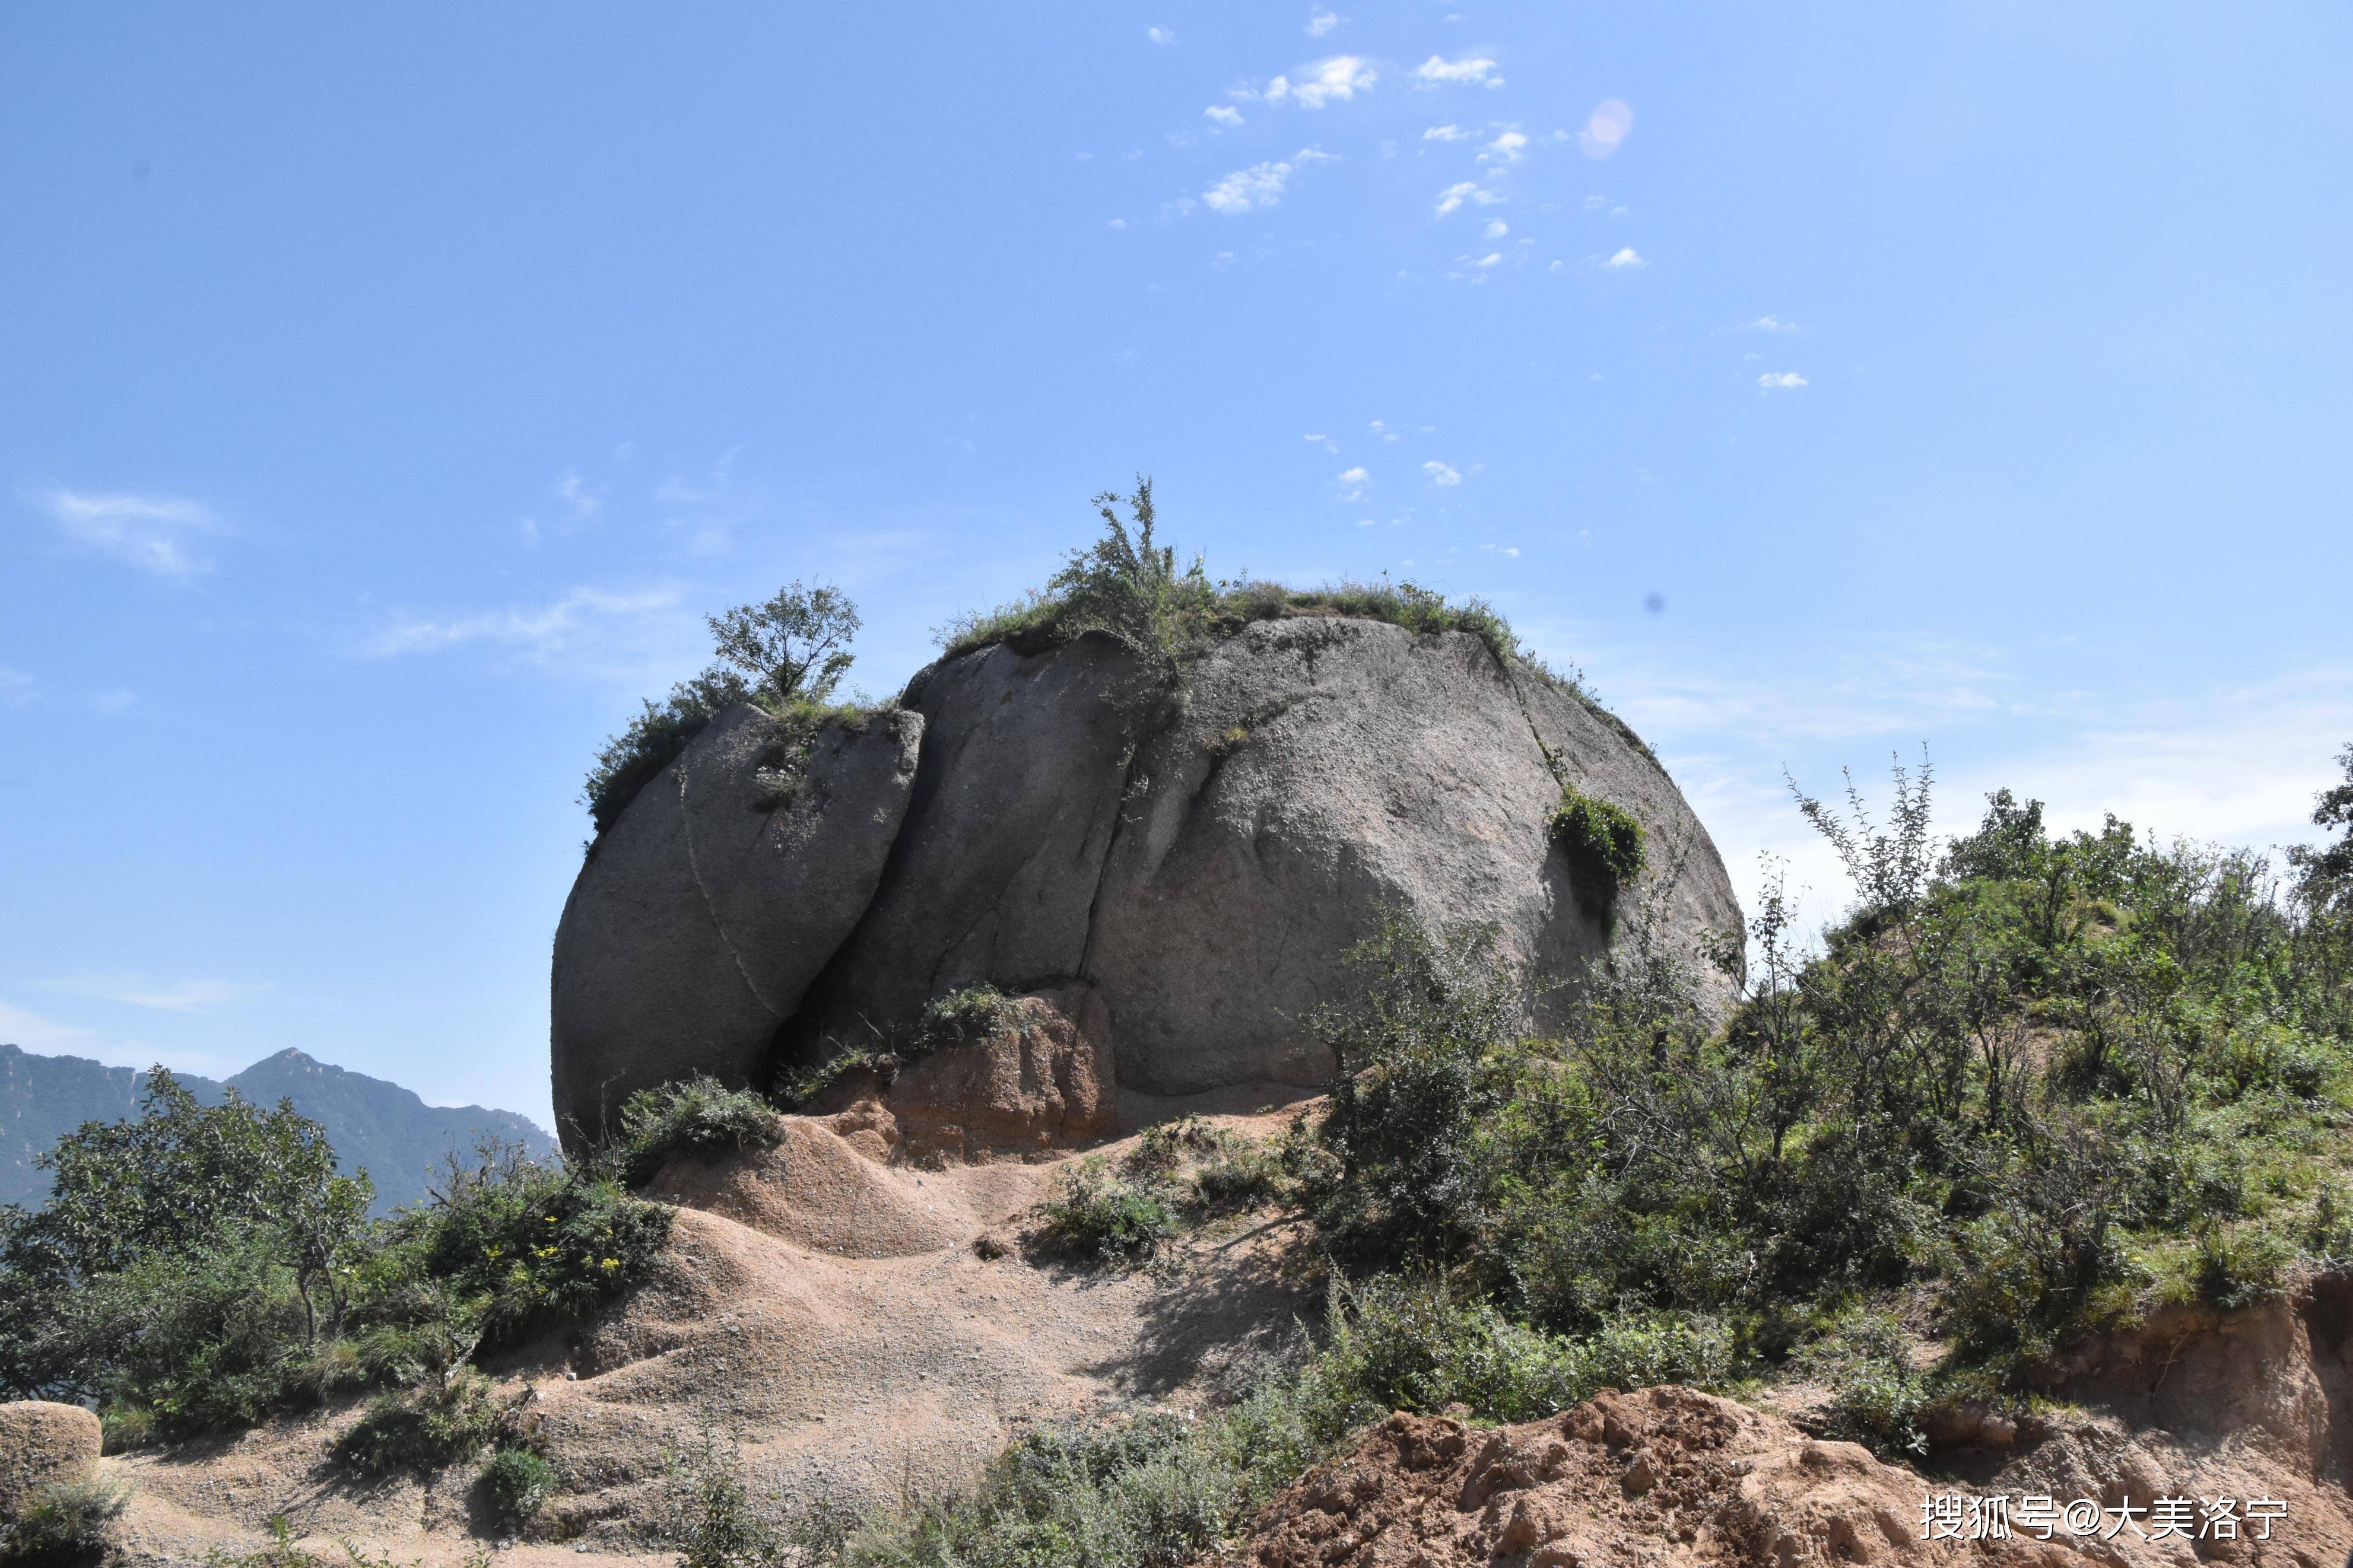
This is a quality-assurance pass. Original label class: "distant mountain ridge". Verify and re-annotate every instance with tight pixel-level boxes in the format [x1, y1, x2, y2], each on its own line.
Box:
[0, 1043, 557, 1213]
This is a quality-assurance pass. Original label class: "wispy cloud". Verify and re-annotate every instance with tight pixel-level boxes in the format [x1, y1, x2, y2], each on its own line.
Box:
[1422, 124, 1469, 142]
[1306, 8, 1339, 35]
[1602, 247, 1646, 268]
[1579, 98, 1634, 158]
[43, 973, 272, 1013]
[1415, 55, 1502, 88]
[1148, 26, 1176, 45]
[1758, 371, 1808, 389]
[1204, 104, 1244, 129]
[0, 997, 232, 1075]
[1202, 148, 1332, 214]
[1256, 56, 1376, 108]
[1479, 130, 1529, 164]
[1336, 466, 1370, 500]
[1745, 315, 1797, 332]
[1423, 460, 1463, 485]
[1484, 220, 1509, 240]
[1434, 180, 1503, 215]
[36, 489, 221, 577]
[355, 585, 686, 668]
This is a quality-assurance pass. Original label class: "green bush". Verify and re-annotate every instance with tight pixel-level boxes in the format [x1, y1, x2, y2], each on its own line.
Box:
[1, 1475, 130, 1568]
[910, 985, 1023, 1057]
[332, 1367, 500, 1475]
[1551, 785, 1646, 921]
[409, 1143, 669, 1350]
[1036, 1160, 1179, 1266]
[612, 1076, 787, 1187]
[480, 1444, 557, 1526]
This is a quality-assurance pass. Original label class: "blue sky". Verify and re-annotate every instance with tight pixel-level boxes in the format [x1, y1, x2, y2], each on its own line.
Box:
[4, 3, 2349, 1130]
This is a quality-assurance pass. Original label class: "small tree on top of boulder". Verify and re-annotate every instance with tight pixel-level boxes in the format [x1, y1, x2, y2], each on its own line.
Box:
[707, 581, 861, 708]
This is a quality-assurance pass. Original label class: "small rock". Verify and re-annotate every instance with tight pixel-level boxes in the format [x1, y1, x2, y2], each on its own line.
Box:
[1622, 1449, 1659, 1497]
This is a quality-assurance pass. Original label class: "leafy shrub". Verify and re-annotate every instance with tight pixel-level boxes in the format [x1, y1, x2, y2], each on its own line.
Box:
[585, 581, 862, 836]
[910, 985, 1023, 1056]
[418, 1150, 672, 1349]
[1120, 1116, 1230, 1181]
[612, 1076, 787, 1187]
[1799, 1312, 1930, 1458]
[480, 1444, 557, 1526]
[1, 1475, 130, 1568]
[1036, 1160, 1179, 1265]
[332, 1367, 500, 1475]
[1551, 785, 1646, 921]
[773, 1044, 895, 1110]
[1186, 1145, 1285, 1217]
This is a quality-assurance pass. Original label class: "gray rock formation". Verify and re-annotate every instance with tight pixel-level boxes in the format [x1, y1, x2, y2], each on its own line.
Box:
[1085, 616, 1741, 1092]
[551, 704, 923, 1144]
[552, 618, 1742, 1133]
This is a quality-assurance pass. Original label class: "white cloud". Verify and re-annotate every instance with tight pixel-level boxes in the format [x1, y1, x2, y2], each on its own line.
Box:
[1423, 460, 1463, 485]
[555, 470, 599, 521]
[43, 974, 272, 1013]
[1204, 160, 1294, 214]
[1266, 55, 1376, 107]
[1422, 124, 1469, 141]
[355, 585, 684, 666]
[38, 489, 220, 576]
[1483, 220, 1509, 240]
[1338, 466, 1369, 482]
[1303, 432, 1328, 442]
[1758, 372, 1809, 389]
[1747, 315, 1797, 332]
[1107, 217, 1128, 230]
[1435, 180, 1503, 215]
[1480, 130, 1529, 164]
[1602, 247, 1645, 268]
[1148, 26, 1176, 44]
[1579, 98, 1634, 158]
[1204, 104, 1244, 129]
[1466, 252, 1503, 269]
[1415, 55, 1501, 87]
[1306, 8, 1339, 34]
[1294, 144, 1338, 164]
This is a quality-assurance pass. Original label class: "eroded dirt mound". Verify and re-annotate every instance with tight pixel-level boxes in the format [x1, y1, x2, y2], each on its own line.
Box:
[1233, 1385, 2346, 1568]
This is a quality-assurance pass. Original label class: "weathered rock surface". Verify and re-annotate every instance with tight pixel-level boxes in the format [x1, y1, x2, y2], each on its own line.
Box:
[551, 704, 923, 1145]
[787, 634, 1152, 1058]
[555, 616, 1742, 1115]
[0, 1400, 101, 1521]
[1086, 616, 1742, 1090]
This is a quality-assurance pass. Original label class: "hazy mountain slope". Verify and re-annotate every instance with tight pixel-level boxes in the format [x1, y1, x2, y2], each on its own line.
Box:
[0, 1042, 555, 1212]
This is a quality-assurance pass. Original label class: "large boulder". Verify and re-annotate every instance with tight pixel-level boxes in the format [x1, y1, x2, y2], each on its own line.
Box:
[552, 616, 1742, 1121]
[0, 1401, 100, 1522]
[551, 704, 923, 1146]
[1085, 616, 1742, 1091]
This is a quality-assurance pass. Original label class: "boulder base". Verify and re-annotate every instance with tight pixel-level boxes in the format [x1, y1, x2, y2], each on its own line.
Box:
[0, 1400, 101, 1521]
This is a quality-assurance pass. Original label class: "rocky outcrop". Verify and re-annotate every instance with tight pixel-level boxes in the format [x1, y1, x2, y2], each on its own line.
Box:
[1085, 616, 1741, 1091]
[0, 1401, 101, 1521]
[551, 705, 923, 1145]
[552, 616, 1742, 1127]
[827, 985, 1118, 1165]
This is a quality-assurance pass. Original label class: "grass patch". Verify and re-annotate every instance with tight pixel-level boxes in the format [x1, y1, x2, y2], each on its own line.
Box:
[331, 1368, 501, 1475]
[1, 1475, 131, 1568]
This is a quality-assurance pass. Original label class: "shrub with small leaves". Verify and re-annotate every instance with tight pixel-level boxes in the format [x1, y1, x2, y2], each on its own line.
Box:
[479, 1444, 557, 1527]
[2, 1474, 131, 1568]
[612, 1076, 787, 1187]
[1550, 785, 1646, 920]
[910, 985, 1024, 1057]
[1036, 1159, 1178, 1265]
